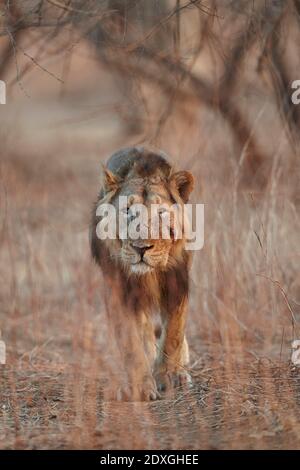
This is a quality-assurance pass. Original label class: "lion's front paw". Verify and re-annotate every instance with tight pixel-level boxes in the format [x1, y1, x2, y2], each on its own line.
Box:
[115, 375, 160, 402]
[154, 368, 192, 392]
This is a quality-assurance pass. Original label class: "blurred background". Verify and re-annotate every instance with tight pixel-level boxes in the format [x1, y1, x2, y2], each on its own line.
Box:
[0, 0, 300, 449]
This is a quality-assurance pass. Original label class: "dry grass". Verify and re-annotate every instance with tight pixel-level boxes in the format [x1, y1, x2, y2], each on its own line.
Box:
[0, 108, 300, 449]
[0, 0, 300, 448]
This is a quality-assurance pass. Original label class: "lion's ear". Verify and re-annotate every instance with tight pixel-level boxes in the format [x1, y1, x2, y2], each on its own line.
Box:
[100, 164, 120, 193]
[169, 170, 194, 203]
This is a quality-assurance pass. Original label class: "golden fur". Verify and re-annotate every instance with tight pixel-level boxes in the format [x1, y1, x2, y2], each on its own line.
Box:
[90, 146, 194, 401]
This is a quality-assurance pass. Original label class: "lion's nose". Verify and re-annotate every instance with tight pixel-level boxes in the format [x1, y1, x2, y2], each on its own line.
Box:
[132, 243, 154, 258]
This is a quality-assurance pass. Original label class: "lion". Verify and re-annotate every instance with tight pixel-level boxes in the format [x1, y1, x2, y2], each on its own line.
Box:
[90, 146, 194, 401]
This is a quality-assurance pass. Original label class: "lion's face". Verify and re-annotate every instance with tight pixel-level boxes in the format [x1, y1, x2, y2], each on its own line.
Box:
[116, 176, 175, 274]
[96, 148, 194, 276]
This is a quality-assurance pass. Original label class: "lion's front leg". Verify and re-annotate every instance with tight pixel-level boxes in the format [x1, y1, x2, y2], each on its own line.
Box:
[154, 296, 192, 392]
[138, 312, 157, 369]
[116, 319, 159, 401]
[103, 274, 159, 401]
[122, 312, 159, 401]
[109, 309, 159, 401]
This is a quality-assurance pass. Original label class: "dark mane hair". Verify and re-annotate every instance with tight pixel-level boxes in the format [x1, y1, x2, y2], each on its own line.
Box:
[106, 146, 172, 179]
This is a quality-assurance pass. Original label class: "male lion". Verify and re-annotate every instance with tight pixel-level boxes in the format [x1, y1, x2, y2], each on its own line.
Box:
[90, 146, 194, 401]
